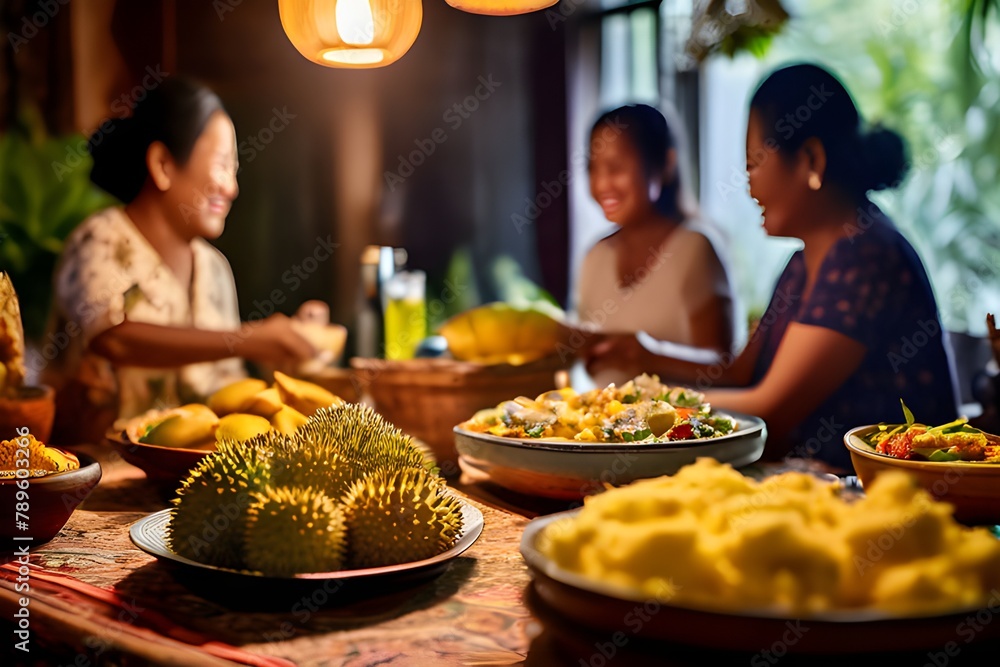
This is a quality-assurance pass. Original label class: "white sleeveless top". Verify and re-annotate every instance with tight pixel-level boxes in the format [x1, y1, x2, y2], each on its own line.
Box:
[573, 219, 735, 388]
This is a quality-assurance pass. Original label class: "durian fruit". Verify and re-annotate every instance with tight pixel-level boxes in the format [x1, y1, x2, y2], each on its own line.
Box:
[139, 404, 220, 449]
[269, 404, 309, 436]
[207, 378, 268, 416]
[268, 437, 357, 499]
[0, 272, 26, 396]
[300, 403, 427, 474]
[167, 440, 271, 569]
[272, 370, 343, 418]
[216, 413, 272, 442]
[341, 468, 464, 568]
[243, 485, 346, 576]
[438, 302, 568, 366]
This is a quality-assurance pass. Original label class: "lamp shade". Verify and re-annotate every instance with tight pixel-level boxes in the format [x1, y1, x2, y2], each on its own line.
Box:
[444, 0, 558, 15]
[279, 0, 422, 68]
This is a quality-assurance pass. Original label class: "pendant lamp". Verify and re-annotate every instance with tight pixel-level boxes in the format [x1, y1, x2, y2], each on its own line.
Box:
[444, 0, 558, 15]
[279, 0, 423, 68]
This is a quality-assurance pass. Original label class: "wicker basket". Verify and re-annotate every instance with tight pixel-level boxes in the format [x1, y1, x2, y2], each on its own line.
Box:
[349, 355, 567, 473]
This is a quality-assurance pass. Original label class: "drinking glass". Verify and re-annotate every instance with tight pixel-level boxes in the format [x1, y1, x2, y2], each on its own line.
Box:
[383, 270, 427, 360]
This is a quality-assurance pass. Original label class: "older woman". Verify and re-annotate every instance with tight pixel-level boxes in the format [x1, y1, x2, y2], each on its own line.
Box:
[43, 78, 316, 443]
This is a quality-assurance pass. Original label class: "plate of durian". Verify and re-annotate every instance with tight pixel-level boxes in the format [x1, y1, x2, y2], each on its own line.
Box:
[129, 403, 483, 591]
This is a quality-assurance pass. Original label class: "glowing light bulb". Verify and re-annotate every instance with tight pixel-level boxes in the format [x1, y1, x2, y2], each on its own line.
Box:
[336, 0, 375, 46]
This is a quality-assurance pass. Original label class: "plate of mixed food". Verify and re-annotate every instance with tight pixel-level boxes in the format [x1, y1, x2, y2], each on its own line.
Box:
[520, 458, 1000, 654]
[844, 401, 1000, 524]
[454, 374, 766, 499]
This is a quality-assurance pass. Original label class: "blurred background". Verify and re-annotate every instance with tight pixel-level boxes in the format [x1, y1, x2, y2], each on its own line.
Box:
[2, 0, 999, 396]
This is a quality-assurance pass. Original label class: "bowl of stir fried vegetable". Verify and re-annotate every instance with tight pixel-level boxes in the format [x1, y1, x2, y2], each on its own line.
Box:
[844, 401, 1000, 525]
[453, 375, 767, 499]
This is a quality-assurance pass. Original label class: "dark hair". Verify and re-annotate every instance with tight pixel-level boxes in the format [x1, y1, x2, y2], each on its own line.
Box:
[749, 63, 908, 197]
[88, 77, 227, 203]
[590, 103, 693, 220]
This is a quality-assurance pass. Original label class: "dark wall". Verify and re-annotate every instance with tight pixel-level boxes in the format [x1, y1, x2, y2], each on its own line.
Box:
[105, 0, 569, 329]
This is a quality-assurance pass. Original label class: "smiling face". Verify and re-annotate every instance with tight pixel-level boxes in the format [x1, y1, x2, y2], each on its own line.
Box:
[163, 111, 239, 240]
[746, 109, 810, 239]
[588, 127, 656, 227]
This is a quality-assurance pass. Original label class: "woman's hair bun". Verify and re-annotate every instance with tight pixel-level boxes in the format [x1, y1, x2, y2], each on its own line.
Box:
[859, 124, 909, 192]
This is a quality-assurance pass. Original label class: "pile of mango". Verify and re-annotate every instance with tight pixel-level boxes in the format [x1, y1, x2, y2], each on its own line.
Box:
[134, 372, 343, 449]
[438, 302, 568, 366]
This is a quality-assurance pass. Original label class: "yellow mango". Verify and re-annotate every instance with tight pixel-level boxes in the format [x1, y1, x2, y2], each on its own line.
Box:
[239, 387, 284, 418]
[269, 404, 309, 435]
[216, 413, 272, 442]
[140, 406, 219, 449]
[207, 378, 268, 416]
[272, 371, 342, 417]
[438, 302, 567, 366]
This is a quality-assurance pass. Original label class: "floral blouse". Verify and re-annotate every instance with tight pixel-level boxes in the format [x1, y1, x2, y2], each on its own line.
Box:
[44, 207, 245, 436]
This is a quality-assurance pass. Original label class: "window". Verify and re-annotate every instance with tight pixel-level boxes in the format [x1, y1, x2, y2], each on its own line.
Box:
[699, 0, 1000, 335]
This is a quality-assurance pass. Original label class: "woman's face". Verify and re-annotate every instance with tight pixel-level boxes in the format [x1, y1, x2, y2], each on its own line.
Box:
[746, 109, 807, 239]
[588, 128, 654, 226]
[165, 111, 238, 240]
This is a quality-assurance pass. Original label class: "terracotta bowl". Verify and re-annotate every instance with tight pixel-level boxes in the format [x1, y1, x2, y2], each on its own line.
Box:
[105, 429, 212, 494]
[844, 425, 1000, 525]
[0, 385, 55, 444]
[0, 451, 102, 545]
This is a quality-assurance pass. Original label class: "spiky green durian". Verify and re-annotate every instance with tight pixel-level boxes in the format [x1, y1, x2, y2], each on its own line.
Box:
[299, 403, 427, 475]
[167, 440, 271, 568]
[243, 485, 346, 576]
[267, 438, 358, 499]
[341, 468, 464, 568]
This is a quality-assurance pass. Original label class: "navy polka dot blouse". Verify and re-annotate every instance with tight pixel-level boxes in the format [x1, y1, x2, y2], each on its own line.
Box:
[751, 203, 960, 471]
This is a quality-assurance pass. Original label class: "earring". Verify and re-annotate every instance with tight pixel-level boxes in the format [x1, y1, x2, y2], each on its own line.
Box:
[808, 172, 822, 191]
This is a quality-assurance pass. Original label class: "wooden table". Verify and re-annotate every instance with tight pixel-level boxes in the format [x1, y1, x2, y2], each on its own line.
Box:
[6, 444, 1000, 666]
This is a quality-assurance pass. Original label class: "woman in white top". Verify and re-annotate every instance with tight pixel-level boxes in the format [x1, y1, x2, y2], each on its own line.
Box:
[576, 103, 736, 387]
[42, 78, 317, 444]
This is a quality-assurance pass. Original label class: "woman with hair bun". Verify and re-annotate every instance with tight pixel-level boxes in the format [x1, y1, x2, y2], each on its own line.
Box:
[584, 64, 959, 471]
[43, 77, 318, 443]
[576, 103, 736, 388]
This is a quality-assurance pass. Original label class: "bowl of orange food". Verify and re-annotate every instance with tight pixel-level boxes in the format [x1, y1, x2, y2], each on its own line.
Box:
[1, 432, 102, 544]
[844, 403, 1000, 525]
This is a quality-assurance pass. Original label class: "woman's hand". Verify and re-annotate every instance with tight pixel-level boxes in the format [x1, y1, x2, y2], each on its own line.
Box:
[233, 313, 316, 365]
[583, 333, 652, 380]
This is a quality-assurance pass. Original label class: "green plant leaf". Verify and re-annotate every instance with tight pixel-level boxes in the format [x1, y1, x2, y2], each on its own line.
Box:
[900, 399, 915, 426]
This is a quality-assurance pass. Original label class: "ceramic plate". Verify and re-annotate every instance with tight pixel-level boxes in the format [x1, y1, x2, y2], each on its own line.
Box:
[454, 411, 766, 499]
[131, 500, 484, 598]
[520, 510, 1000, 654]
